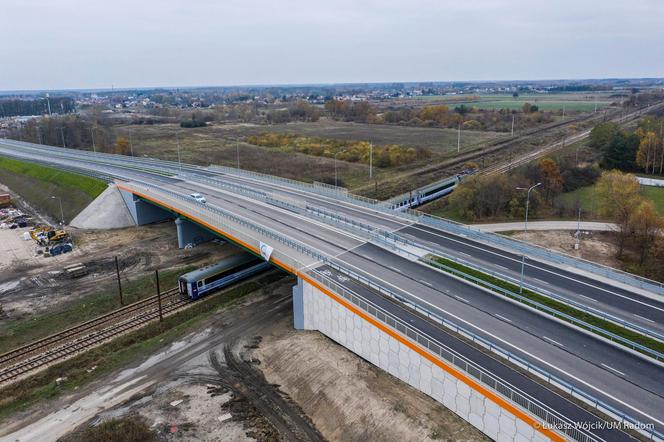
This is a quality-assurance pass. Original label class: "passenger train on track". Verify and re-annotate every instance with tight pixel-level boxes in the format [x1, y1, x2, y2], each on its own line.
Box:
[178, 253, 271, 300]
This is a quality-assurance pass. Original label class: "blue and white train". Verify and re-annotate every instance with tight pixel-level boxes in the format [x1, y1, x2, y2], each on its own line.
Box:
[178, 253, 271, 300]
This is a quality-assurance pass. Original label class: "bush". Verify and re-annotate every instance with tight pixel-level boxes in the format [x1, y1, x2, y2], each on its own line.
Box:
[180, 119, 206, 128]
[561, 166, 600, 192]
[60, 415, 156, 442]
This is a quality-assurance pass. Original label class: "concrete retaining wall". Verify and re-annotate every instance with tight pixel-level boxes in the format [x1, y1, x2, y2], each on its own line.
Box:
[298, 278, 552, 442]
[71, 185, 137, 229]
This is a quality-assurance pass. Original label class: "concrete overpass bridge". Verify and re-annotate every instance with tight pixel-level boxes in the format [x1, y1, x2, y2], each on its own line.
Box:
[1, 139, 664, 441]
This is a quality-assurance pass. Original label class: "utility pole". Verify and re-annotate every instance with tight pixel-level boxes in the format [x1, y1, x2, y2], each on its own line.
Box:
[115, 256, 124, 306]
[511, 114, 515, 137]
[175, 131, 182, 172]
[155, 269, 163, 323]
[59, 127, 66, 148]
[90, 127, 96, 153]
[562, 104, 565, 121]
[51, 195, 64, 226]
[129, 134, 134, 156]
[46, 93, 52, 116]
[236, 138, 240, 169]
[457, 120, 462, 153]
[369, 143, 373, 179]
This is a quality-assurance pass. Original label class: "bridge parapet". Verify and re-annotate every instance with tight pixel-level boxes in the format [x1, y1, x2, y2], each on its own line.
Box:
[296, 270, 576, 442]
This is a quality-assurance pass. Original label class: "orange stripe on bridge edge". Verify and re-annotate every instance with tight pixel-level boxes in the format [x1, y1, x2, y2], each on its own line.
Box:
[117, 183, 562, 441]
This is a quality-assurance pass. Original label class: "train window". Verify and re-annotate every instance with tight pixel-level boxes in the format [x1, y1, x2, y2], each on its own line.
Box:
[197, 281, 203, 288]
[203, 260, 259, 285]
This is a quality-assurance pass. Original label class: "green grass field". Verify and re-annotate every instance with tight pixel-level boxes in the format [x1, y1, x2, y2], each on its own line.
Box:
[557, 182, 664, 216]
[0, 157, 107, 198]
[0, 267, 192, 353]
[408, 93, 614, 111]
[0, 156, 107, 223]
[119, 120, 505, 192]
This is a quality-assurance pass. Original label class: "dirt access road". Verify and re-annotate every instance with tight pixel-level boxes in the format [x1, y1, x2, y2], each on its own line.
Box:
[2, 279, 486, 442]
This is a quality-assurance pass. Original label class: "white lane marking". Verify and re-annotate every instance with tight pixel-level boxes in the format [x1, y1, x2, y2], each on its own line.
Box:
[542, 336, 564, 347]
[634, 314, 656, 324]
[601, 363, 625, 377]
[534, 278, 552, 286]
[419, 280, 433, 287]
[454, 295, 470, 303]
[174, 165, 664, 426]
[187, 182, 370, 256]
[221, 171, 413, 230]
[389, 266, 402, 273]
[409, 224, 664, 315]
[577, 294, 595, 301]
[330, 257, 664, 428]
[494, 314, 512, 323]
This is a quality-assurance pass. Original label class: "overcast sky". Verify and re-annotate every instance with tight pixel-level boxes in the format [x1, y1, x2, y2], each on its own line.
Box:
[1, 0, 663, 91]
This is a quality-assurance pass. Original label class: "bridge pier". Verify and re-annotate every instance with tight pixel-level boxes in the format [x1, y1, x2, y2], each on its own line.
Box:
[119, 188, 172, 225]
[292, 277, 305, 330]
[175, 217, 217, 248]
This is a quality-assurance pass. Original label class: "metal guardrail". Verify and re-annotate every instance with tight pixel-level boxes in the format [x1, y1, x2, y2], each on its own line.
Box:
[306, 268, 601, 442]
[320, 261, 663, 442]
[307, 203, 664, 355]
[122, 180, 662, 441]
[423, 250, 664, 344]
[422, 256, 664, 361]
[4, 136, 664, 297]
[210, 149, 664, 298]
[3, 140, 662, 440]
[413, 214, 664, 297]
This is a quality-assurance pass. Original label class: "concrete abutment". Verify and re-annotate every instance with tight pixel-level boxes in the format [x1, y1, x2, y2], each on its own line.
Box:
[293, 277, 554, 442]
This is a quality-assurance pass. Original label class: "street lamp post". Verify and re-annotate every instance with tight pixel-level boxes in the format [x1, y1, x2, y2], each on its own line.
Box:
[175, 131, 182, 172]
[369, 143, 373, 179]
[519, 255, 526, 293]
[51, 195, 64, 226]
[516, 182, 542, 235]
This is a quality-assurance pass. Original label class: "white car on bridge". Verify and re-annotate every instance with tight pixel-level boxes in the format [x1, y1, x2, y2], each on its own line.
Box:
[189, 192, 207, 204]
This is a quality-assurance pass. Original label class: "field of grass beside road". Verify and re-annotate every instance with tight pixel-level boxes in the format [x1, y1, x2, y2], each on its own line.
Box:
[558, 183, 664, 217]
[118, 120, 505, 192]
[0, 157, 107, 223]
[407, 93, 615, 111]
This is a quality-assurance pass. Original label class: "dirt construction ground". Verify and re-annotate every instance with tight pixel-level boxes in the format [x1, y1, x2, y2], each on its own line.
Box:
[0, 222, 223, 318]
[2, 281, 486, 441]
[509, 230, 622, 269]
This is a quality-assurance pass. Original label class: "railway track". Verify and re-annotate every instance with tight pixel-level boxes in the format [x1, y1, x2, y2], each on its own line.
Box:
[483, 101, 664, 176]
[0, 287, 185, 386]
